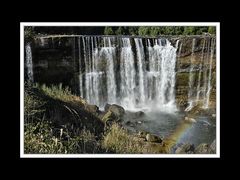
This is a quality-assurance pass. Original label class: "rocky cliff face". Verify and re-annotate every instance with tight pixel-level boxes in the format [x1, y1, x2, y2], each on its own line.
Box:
[26, 35, 216, 108]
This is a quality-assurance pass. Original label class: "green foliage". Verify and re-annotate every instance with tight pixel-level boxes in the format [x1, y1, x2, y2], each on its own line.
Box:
[104, 27, 114, 35]
[115, 27, 125, 35]
[183, 27, 196, 35]
[138, 27, 150, 36]
[208, 26, 216, 34]
[128, 27, 138, 35]
[103, 26, 215, 36]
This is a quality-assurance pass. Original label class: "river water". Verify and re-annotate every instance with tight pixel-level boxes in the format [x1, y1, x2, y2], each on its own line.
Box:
[123, 110, 216, 150]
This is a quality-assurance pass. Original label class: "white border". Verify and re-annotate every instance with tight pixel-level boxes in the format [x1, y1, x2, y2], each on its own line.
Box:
[20, 22, 220, 158]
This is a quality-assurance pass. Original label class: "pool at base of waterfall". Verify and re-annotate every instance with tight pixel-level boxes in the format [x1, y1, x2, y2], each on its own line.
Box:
[123, 110, 216, 150]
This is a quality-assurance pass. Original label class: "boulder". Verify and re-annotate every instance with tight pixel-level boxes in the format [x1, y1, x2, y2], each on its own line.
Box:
[175, 143, 195, 154]
[85, 104, 99, 116]
[105, 104, 125, 118]
[195, 143, 209, 154]
[133, 111, 145, 118]
[145, 134, 162, 143]
[104, 103, 111, 111]
[184, 117, 196, 123]
[101, 110, 119, 124]
[138, 131, 148, 138]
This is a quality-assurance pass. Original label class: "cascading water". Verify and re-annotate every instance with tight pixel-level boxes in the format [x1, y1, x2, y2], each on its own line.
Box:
[203, 38, 216, 108]
[196, 39, 206, 102]
[25, 43, 34, 82]
[79, 36, 177, 111]
[134, 38, 147, 106]
[185, 38, 196, 111]
[202, 39, 211, 107]
[185, 37, 216, 110]
[119, 38, 136, 109]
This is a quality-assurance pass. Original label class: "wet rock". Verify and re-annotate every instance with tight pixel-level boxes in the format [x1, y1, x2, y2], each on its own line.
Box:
[175, 143, 195, 154]
[85, 104, 99, 116]
[125, 121, 131, 125]
[138, 131, 148, 138]
[145, 134, 162, 143]
[101, 110, 119, 124]
[184, 117, 196, 123]
[195, 143, 209, 154]
[104, 103, 111, 111]
[134, 111, 145, 118]
[105, 104, 125, 118]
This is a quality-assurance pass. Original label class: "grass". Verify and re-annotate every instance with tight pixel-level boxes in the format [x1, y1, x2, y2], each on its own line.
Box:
[24, 83, 166, 154]
[24, 83, 101, 154]
[34, 83, 86, 105]
[24, 120, 100, 154]
[102, 123, 146, 154]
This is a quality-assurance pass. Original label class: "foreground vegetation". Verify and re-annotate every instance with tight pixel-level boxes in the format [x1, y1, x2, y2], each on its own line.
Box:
[24, 83, 155, 154]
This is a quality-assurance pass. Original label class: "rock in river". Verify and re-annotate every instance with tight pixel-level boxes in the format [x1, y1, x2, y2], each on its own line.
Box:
[105, 104, 125, 118]
[145, 133, 162, 143]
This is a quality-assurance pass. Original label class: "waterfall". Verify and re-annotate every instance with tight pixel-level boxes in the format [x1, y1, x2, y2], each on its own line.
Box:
[203, 38, 216, 108]
[77, 36, 177, 111]
[25, 43, 34, 82]
[134, 38, 146, 105]
[119, 38, 136, 109]
[100, 37, 117, 104]
[185, 38, 196, 111]
[202, 38, 211, 108]
[78, 37, 83, 97]
[196, 39, 206, 102]
[185, 37, 216, 111]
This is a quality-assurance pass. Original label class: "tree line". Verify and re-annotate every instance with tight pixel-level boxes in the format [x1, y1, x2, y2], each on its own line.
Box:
[25, 26, 216, 42]
[104, 26, 216, 36]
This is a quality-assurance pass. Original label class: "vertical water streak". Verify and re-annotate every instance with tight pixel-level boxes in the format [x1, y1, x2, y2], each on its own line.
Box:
[100, 37, 117, 104]
[78, 37, 83, 97]
[134, 38, 146, 105]
[202, 38, 211, 107]
[196, 38, 206, 102]
[119, 38, 136, 109]
[204, 38, 215, 108]
[25, 43, 34, 82]
[185, 38, 196, 111]
[82, 36, 90, 102]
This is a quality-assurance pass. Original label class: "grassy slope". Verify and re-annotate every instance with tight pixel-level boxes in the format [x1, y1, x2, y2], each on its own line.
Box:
[24, 83, 171, 154]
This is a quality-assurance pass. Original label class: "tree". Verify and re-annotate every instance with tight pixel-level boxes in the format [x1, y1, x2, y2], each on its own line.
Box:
[208, 26, 216, 34]
[128, 27, 138, 35]
[104, 27, 114, 35]
[183, 27, 196, 35]
[115, 27, 125, 35]
[138, 27, 150, 36]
